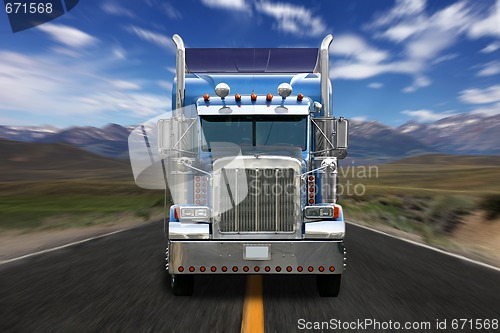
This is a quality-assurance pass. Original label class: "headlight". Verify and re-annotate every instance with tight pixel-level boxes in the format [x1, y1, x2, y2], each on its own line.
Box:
[181, 208, 194, 217]
[194, 208, 208, 217]
[304, 206, 333, 218]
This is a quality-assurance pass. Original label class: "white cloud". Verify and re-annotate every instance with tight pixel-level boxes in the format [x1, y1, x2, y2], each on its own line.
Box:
[37, 23, 97, 49]
[126, 25, 175, 52]
[403, 76, 431, 93]
[101, 3, 135, 18]
[351, 116, 368, 122]
[459, 85, 500, 104]
[402, 109, 458, 122]
[330, 34, 389, 64]
[476, 61, 500, 77]
[161, 3, 182, 20]
[0, 51, 171, 120]
[431, 53, 459, 65]
[471, 102, 500, 116]
[201, 0, 248, 10]
[467, 1, 500, 38]
[480, 41, 500, 53]
[368, 82, 383, 89]
[157, 80, 173, 90]
[255, 1, 327, 37]
[110, 80, 141, 90]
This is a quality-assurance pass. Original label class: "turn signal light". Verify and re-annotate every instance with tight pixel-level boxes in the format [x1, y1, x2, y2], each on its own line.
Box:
[334, 205, 340, 219]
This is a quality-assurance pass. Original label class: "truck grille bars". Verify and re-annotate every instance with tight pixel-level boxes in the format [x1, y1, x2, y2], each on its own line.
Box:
[211, 155, 303, 238]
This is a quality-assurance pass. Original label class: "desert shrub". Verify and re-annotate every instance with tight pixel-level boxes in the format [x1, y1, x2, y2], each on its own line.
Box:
[426, 196, 474, 234]
[479, 194, 500, 220]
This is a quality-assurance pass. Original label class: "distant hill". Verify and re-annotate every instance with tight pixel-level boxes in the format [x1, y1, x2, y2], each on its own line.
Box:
[0, 112, 499, 162]
[0, 139, 132, 181]
[391, 154, 500, 166]
[397, 114, 500, 156]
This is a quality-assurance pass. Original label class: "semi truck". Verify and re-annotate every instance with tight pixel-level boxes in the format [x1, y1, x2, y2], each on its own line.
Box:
[129, 34, 349, 297]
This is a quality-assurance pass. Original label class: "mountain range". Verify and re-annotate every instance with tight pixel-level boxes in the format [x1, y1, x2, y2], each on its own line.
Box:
[0, 113, 498, 162]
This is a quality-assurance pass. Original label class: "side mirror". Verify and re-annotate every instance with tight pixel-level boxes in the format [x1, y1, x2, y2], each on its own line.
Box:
[334, 117, 348, 158]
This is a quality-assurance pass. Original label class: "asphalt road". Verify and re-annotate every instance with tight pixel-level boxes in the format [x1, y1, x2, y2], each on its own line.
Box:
[1, 222, 499, 332]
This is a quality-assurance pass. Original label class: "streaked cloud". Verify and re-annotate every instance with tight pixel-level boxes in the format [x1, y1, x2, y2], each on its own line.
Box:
[476, 61, 500, 77]
[126, 25, 175, 52]
[201, 0, 248, 10]
[101, 2, 136, 18]
[367, 82, 383, 89]
[0, 51, 170, 120]
[255, 1, 327, 37]
[37, 23, 97, 49]
[403, 76, 431, 93]
[402, 109, 458, 122]
[459, 85, 500, 104]
[480, 41, 500, 54]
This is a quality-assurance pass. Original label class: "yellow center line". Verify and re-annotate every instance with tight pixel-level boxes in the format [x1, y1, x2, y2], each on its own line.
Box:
[241, 275, 265, 333]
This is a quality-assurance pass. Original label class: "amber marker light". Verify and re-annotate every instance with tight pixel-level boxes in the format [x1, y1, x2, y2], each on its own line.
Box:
[297, 266, 303, 272]
[286, 266, 292, 272]
[243, 266, 249, 272]
[319, 266, 325, 272]
[266, 93, 273, 101]
[200, 266, 206, 272]
[189, 266, 195, 272]
[222, 266, 227, 272]
[334, 205, 340, 219]
[297, 93, 304, 101]
[232, 266, 238, 272]
[178, 266, 184, 272]
[211, 266, 217, 272]
[203, 93, 210, 101]
[254, 266, 260, 272]
[251, 93, 257, 101]
[329, 266, 335, 272]
[308, 266, 314, 272]
[235, 93, 241, 101]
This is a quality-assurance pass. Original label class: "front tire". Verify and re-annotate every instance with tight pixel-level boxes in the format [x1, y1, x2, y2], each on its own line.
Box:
[317, 274, 342, 297]
[170, 274, 194, 296]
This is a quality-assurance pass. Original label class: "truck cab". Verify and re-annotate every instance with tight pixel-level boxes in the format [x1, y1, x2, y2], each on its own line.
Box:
[133, 34, 349, 297]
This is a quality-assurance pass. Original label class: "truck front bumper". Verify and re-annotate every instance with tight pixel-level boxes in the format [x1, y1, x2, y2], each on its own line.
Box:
[168, 240, 345, 274]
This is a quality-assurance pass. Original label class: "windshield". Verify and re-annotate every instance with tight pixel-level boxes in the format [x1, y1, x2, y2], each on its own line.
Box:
[201, 115, 307, 151]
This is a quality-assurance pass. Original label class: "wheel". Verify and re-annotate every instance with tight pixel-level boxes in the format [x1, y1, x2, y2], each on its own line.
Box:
[317, 274, 342, 297]
[170, 274, 194, 296]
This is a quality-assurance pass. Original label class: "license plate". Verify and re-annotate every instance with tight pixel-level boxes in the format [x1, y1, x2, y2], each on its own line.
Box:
[244, 245, 270, 260]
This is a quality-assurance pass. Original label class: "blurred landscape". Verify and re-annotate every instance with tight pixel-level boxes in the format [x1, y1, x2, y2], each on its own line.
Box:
[1, 113, 499, 265]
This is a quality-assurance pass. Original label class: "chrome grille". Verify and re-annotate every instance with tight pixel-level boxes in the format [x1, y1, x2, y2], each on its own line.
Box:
[218, 167, 297, 233]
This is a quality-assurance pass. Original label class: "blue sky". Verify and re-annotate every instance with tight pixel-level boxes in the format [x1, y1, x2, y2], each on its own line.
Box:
[0, 0, 499, 128]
